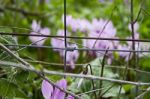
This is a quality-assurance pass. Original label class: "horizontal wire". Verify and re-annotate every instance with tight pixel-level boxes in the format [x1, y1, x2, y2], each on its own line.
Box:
[1, 60, 150, 86]
[1, 32, 150, 42]
[25, 59, 150, 75]
[0, 32, 136, 68]
[4, 44, 150, 53]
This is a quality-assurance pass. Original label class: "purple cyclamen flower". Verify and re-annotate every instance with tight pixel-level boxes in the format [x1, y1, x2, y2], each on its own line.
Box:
[62, 15, 79, 32]
[63, 15, 92, 33]
[63, 15, 91, 33]
[51, 30, 70, 54]
[31, 20, 41, 32]
[77, 19, 91, 33]
[82, 18, 117, 64]
[117, 44, 131, 61]
[127, 23, 150, 57]
[51, 30, 79, 69]
[29, 20, 50, 45]
[117, 23, 140, 61]
[64, 44, 79, 69]
[41, 79, 74, 99]
[84, 19, 116, 53]
[88, 19, 116, 50]
[67, 18, 79, 32]
[90, 19, 116, 38]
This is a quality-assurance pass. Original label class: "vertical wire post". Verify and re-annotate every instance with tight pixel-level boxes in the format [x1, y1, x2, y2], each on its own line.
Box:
[64, 0, 67, 78]
[131, 0, 139, 96]
[131, 0, 136, 66]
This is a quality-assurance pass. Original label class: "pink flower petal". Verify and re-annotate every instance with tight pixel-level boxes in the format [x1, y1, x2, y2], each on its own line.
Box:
[31, 20, 41, 32]
[67, 95, 74, 99]
[52, 79, 67, 99]
[40, 28, 50, 35]
[29, 32, 46, 45]
[29, 22, 50, 45]
[41, 80, 53, 99]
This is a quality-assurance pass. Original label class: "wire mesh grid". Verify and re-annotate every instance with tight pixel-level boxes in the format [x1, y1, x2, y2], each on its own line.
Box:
[0, 0, 150, 99]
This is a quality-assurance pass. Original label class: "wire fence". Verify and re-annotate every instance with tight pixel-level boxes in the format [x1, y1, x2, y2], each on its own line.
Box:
[0, 0, 150, 99]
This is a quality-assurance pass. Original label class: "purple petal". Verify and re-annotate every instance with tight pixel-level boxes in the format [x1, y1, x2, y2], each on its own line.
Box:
[31, 20, 41, 32]
[70, 61, 75, 69]
[128, 22, 139, 32]
[40, 28, 50, 35]
[52, 79, 67, 99]
[29, 27, 50, 45]
[51, 30, 70, 54]
[67, 95, 74, 99]
[41, 80, 53, 99]
[65, 44, 79, 69]
[29, 32, 45, 45]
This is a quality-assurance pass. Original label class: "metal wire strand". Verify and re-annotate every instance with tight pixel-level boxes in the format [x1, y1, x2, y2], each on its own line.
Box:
[3, 44, 150, 53]
[1, 32, 150, 42]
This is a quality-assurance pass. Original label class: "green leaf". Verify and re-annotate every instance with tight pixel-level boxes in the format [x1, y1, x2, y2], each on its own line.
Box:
[123, 84, 133, 92]
[69, 58, 125, 98]
[0, 27, 17, 45]
[143, 91, 150, 99]
[0, 78, 27, 98]
[0, 35, 18, 45]
[0, 27, 13, 33]
[80, 94, 90, 99]
[0, 29, 18, 61]
[87, 58, 119, 78]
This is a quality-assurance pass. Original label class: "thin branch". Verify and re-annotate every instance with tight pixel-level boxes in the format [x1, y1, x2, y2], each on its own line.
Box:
[92, 6, 116, 48]
[1, 38, 47, 61]
[0, 43, 31, 67]
[1, 61, 150, 86]
[0, 6, 45, 18]
[85, 64, 98, 99]
[135, 41, 140, 96]
[77, 88, 104, 96]
[134, 0, 144, 23]
[0, 43, 81, 99]
[100, 84, 115, 97]
[77, 84, 113, 96]
[135, 87, 150, 99]
[133, 0, 144, 80]
[117, 52, 132, 99]
[130, 0, 136, 68]
[35, 72, 81, 99]
[142, 8, 150, 16]
[99, 49, 108, 98]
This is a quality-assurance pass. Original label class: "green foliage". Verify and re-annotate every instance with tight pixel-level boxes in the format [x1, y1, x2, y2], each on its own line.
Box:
[0, 27, 18, 61]
[0, 27, 12, 33]
[69, 58, 125, 98]
[144, 92, 150, 99]
[0, 78, 27, 98]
